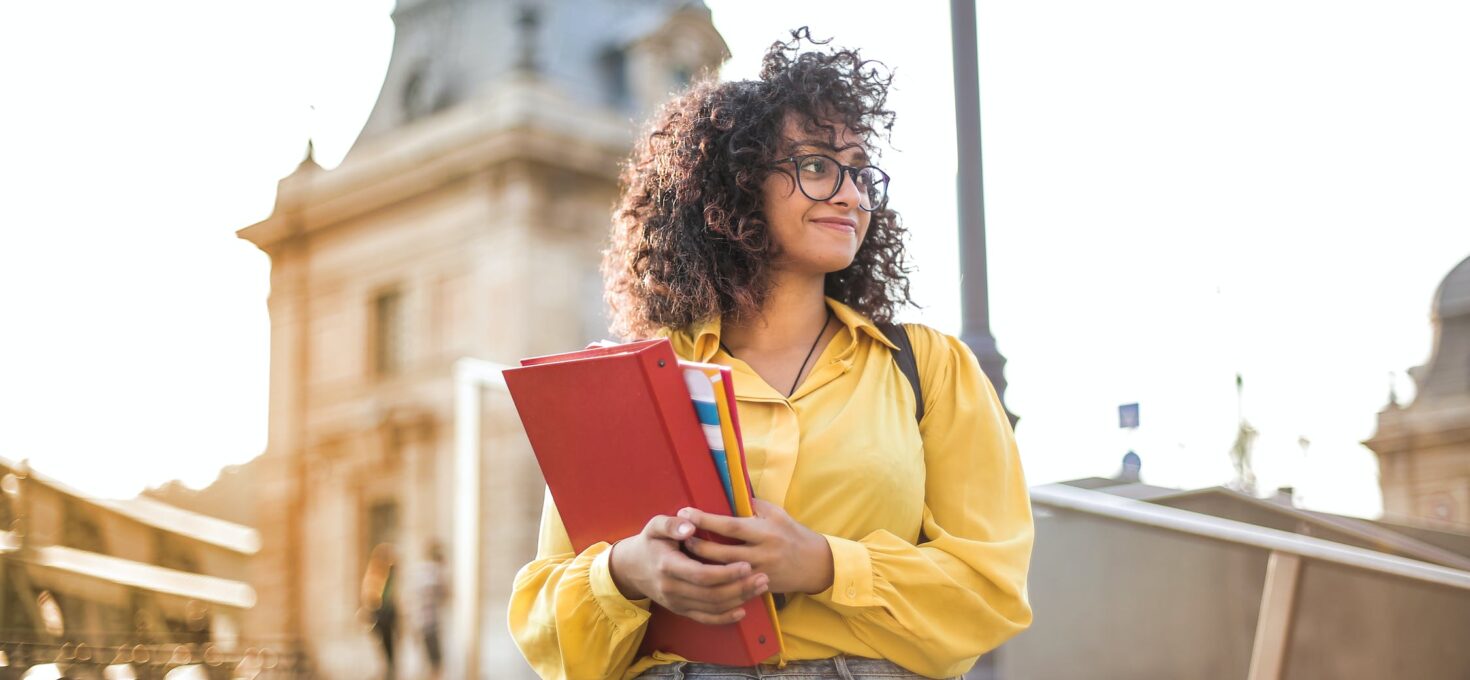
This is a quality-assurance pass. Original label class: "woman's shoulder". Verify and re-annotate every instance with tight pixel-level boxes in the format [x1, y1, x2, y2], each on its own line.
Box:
[890, 322, 991, 388]
[892, 322, 967, 363]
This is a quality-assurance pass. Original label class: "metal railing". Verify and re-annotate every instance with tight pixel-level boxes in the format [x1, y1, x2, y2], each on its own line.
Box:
[0, 640, 310, 679]
[1030, 483, 1470, 680]
[1030, 483, 1470, 591]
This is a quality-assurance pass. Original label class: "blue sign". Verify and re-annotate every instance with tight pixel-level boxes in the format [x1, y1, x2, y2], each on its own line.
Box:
[1119, 403, 1140, 429]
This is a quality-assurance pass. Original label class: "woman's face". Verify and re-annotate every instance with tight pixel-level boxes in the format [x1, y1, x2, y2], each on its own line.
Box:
[760, 114, 874, 276]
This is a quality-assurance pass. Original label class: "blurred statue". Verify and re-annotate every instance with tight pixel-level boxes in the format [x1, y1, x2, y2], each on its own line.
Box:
[1229, 374, 1258, 495]
[360, 543, 398, 680]
[1118, 451, 1142, 483]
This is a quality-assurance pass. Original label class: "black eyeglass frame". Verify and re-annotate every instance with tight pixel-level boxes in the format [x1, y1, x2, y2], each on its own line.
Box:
[772, 154, 891, 212]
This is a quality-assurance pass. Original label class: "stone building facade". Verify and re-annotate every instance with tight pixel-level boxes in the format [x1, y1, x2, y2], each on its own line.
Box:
[1366, 254, 1470, 530]
[0, 457, 262, 676]
[236, 2, 726, 677]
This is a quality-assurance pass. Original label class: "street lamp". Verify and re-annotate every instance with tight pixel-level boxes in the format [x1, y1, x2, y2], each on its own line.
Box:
[951, 0, 1017, 428]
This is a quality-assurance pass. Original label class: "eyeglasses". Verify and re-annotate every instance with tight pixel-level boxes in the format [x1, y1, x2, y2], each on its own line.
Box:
[773, 154, 890, 212]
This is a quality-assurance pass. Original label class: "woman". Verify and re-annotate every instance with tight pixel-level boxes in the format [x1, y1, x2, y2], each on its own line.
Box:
[509, 29, 1032, 680]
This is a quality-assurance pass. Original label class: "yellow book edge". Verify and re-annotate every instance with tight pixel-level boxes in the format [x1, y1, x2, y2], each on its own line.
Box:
[702, 367, 787, 666]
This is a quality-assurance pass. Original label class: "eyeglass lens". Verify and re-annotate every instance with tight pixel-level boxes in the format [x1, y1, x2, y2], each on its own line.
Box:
[792, 155, 887, 211]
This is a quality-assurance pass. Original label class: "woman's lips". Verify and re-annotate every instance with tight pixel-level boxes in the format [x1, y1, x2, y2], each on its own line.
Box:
[812, 218, 857, 233]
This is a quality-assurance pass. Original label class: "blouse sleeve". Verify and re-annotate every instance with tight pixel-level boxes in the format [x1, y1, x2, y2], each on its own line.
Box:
[804, 325, 1034, 678]
[508, 491, 653, 680]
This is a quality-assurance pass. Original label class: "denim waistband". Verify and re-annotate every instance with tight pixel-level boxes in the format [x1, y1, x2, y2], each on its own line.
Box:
[633, 656, 946, 680]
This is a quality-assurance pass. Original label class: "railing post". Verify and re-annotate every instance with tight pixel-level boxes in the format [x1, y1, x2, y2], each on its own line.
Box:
[1248, 551, 1303, 680]
[448, 357, 512, 680]
[450, 360, 484, 680]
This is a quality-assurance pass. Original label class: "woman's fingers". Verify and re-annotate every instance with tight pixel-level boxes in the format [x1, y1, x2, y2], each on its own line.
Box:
[662, 572, 769, 614]
[682, 605, 748, 626]
[682, 535, 747, 564]
[643, 514, 696, 542]
[750, 497, 781, 518]
[678, 507, 758, 541]
[663, 551, 749, 587]
[643, 541, 769, 614]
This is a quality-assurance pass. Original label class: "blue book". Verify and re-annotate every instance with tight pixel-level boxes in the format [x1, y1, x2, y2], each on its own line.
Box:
[682, 367, 736, 513]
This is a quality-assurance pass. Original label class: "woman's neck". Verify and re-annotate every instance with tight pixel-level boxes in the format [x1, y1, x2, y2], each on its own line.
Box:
[721, 270, 829, 355]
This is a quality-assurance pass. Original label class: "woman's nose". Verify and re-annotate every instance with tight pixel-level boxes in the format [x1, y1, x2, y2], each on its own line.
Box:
[828, 168, 863, 208]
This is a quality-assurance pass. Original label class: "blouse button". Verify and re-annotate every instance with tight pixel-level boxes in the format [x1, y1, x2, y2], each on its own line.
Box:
[845, 585, 857, 598]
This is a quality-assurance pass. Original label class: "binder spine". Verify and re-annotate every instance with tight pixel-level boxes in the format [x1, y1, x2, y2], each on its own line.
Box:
[637, 349, 725, 524]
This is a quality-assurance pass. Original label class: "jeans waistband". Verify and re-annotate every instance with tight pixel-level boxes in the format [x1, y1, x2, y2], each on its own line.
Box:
[633, 656, 941, 679]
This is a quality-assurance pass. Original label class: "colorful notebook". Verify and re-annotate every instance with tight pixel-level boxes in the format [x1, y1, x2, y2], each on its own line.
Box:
[681, 365, 736, 512]
[678, 361, 786, 659]
[503, 339, 783, 666]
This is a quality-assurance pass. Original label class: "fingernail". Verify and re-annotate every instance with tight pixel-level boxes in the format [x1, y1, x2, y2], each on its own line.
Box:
[733, 609, 746, 620]
[678, 523, 692, 536]
[678, 508, 692, 519]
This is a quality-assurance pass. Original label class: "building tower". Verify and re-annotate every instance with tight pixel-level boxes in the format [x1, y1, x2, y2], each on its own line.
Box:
[237, 2, 726, 676]
[1366, 254, 1470, 530]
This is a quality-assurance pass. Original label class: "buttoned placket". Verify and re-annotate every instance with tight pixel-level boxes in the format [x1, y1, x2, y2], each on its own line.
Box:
[676, 300, 898, 509]
[718, 327, 861, 508]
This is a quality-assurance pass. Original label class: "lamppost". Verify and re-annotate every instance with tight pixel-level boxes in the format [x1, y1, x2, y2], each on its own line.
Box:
[951, 0, 1016, 428]
[952, 3, 1014, 678]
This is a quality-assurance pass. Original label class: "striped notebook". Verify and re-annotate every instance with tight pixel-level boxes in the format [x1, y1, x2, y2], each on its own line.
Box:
[678, 360, 786, 661]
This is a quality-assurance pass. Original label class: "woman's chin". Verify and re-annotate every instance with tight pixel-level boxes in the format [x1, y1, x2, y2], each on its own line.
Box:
[818, 255, 860, 274]
[772, 249, 860, 276]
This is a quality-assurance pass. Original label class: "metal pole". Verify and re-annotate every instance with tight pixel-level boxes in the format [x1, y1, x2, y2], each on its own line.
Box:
[951, 0, 1017, 428]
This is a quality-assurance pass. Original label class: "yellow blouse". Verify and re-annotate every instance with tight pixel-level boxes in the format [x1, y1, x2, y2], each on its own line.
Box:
[509, 297, 1033, 679]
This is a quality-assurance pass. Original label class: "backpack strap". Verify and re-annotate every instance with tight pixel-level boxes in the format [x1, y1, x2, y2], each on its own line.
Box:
[877, 322, 924, 424]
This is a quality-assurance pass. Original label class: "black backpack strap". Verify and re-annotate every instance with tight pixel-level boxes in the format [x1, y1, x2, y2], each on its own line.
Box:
[877, 322, 924, 424]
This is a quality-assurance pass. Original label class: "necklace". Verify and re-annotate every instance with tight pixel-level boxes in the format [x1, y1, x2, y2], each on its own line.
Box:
[721, 308, 834, 398]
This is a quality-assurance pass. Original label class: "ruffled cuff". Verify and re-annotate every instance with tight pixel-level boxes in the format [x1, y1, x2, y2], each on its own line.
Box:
[589, 544, 653, 631]
[807, 533, 876, 608]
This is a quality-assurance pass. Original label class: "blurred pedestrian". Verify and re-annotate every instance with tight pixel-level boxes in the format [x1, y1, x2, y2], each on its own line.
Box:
[360, 543, 397, 680]
[412, 541, 448, 679]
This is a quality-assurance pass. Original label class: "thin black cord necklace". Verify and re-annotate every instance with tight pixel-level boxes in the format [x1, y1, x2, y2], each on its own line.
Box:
[721, 308, 834, 398]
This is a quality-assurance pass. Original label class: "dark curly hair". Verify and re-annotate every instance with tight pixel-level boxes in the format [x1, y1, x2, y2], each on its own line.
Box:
[602, 28, 914, 339]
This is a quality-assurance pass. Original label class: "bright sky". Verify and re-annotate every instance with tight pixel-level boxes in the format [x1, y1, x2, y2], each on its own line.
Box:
[3, 1, 1468, 520]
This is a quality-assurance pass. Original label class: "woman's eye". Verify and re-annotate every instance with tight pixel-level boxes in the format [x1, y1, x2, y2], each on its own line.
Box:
[799, 158, 829, 174]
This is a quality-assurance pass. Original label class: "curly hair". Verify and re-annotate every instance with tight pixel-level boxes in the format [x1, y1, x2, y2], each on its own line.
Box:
[602, 28, 914, 339]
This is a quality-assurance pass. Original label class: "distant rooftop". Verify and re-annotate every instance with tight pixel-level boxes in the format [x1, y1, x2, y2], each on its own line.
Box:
[350, 0, 723, 158]
[0, 456, 259, 555]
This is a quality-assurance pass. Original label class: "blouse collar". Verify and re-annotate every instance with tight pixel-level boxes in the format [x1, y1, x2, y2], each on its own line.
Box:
[661, 296, 900, 363]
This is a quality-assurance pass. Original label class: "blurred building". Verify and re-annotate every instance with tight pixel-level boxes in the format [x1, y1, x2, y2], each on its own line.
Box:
[0, 457, 270, 677]
[145, 459, 259, 529]
[1006, 477, 1470, 679]
[236, 1, 726, 677]
[1366, 253, 1470, 529]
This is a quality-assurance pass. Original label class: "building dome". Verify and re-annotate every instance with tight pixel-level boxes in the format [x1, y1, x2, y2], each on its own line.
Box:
[1410, 253, 1470, 402]
[1434, 254, 1470, 320]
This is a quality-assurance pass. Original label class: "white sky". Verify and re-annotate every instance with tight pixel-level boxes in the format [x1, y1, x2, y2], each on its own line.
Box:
[2, 1, 1468, 520]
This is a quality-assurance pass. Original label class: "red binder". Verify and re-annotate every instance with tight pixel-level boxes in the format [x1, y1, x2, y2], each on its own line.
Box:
[503, 338, 782, 666]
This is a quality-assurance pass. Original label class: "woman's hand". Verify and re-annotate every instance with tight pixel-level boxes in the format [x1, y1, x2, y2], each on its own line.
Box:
[608, 514, 771, 625]
[680, 499, 835, 596]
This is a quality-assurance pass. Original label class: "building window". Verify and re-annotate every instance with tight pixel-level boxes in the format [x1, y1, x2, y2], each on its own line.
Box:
[364, 500, 399, 558]
[155, 529, 202, 574]
[61, 498, 106, 554]
[372, 290, 406, 378]
[601, 48, 630, 109]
